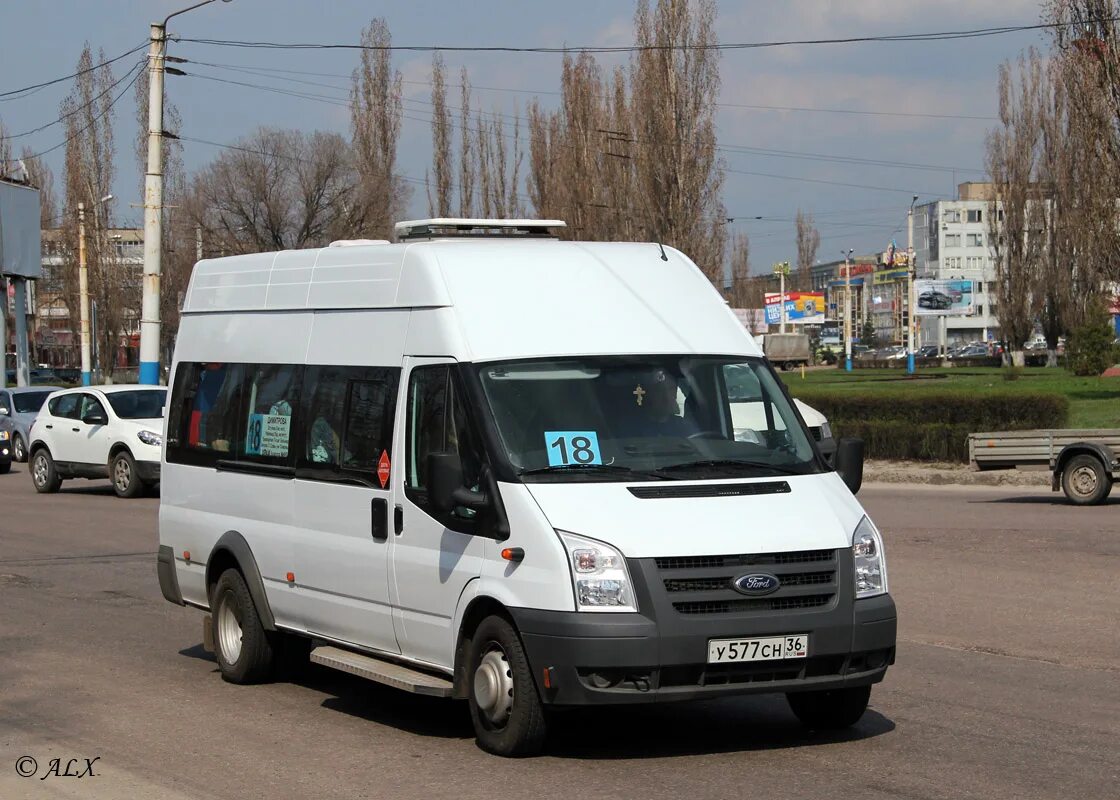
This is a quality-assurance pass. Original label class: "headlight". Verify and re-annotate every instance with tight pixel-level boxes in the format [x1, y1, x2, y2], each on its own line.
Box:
[852, 516, 887, 599]
[137, 430, 162, 447]
[819, 421, 832, 440]
[558, 531, 637, 612]
[0, 430, 8, 441]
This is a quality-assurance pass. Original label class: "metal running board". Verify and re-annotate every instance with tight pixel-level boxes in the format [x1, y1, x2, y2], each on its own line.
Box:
[310, 646, 454, 697]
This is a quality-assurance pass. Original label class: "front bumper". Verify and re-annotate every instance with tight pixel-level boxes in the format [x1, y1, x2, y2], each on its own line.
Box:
[510, 550, 896, 706]
[135, 459, 161, 483]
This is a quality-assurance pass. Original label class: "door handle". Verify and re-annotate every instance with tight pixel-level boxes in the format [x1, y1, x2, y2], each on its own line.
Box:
[71, 427, 80, 432]
[370, 497, 389, 541]
[394, 504, 404, 536]
[45, 424, 53, 429]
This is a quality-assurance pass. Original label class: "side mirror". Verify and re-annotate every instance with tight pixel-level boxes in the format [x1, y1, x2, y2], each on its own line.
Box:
[82, 411, 108, 426]
[835, 437, 865, 494]
[0, 406, 9, 416]
[427, 452, 488, 515]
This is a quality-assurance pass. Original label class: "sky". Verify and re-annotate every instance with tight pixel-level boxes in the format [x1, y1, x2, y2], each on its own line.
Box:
[0, 0, 1048, 273]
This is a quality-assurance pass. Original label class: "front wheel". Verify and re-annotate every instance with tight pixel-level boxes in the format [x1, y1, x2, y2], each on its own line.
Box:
[467, 615, 547, 757]
[1061, 454, 1112, 506]
[110, 450, 145, 498]
[786, 685, 871, 730]
[13, 433, 27, 463]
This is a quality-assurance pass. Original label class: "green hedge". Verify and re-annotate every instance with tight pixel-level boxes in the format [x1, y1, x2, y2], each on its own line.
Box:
[790, 391, 1069, 462]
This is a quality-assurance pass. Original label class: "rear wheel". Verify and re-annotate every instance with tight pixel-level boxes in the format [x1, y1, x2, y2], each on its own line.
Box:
[31, 449, 62, 493]
[110, 450, 145, 498]
[13, 433, 27, 462]
[466, 615, 547, 757]
[1061, 454, 1112, 506]
[786, 685, 871, 730]
[210, 568, 275, 684]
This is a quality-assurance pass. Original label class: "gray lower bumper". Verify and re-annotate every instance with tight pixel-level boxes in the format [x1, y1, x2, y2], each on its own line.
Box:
[157, 545, 184, 606]
[511, 594, 896, 706]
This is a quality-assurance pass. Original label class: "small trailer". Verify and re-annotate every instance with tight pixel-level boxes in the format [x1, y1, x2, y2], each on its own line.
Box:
[968, 429, 1120, 505]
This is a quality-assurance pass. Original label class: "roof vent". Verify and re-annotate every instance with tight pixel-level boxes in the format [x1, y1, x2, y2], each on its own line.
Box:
[394, 218, 566, 242]
[328, 239, 391, 247]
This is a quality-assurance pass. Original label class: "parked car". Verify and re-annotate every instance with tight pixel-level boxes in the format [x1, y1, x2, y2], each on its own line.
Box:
[948, 345, 989, 360]
[28, 385, 166, 497]
[0, 385, 61, 462]
[918, 290, 953, 310]
[917, 345, 940, 358]
[0, 415, 12, 474]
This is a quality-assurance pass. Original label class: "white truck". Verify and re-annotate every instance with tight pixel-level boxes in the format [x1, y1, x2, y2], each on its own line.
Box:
[968, 429, 1120, 505]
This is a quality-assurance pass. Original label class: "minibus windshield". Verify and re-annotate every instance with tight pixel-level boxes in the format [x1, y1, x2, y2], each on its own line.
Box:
[477, 356, 821, 482]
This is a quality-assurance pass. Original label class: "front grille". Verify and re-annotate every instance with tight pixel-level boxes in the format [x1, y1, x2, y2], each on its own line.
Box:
[673, 594, 833, 615]
[654, 548, 840, 616]
[660, 655, 847, 687]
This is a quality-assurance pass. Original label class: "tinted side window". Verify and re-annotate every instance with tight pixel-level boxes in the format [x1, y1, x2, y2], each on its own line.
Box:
[405, 366, 483, 527]
[166, 362, 247, 467]
[49, 394, 81, 419]
[298, 366, 399, 486]
[237, 364, 301, 466]
[79, 394, 107, 421]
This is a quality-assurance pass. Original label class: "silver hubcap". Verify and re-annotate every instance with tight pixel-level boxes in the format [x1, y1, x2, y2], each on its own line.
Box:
[114, 458, 131, 492]
[473, 646, 514, 726]
[217, 596, 243, 664]
[14, 437, 24, 460]
[33, 455, 47, 485]
[1071, 466, 1097, 496]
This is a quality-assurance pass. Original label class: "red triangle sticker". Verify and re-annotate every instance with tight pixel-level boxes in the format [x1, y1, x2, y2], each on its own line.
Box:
[377, 450, 391, 489]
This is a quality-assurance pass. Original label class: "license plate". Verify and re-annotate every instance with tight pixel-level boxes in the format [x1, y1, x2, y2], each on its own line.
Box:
[707, 634, 809, 663]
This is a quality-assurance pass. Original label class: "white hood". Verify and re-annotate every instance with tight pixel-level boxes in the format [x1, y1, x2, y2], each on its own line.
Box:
[524, 471, 864, 558]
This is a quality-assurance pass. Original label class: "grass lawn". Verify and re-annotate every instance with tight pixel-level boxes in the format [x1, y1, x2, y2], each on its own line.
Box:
[783, 367, 1120, 429]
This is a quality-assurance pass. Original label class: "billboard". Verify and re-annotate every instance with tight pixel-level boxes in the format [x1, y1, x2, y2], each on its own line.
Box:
[915, 279, 974, 316]
[764, 292, 825, 325]
[0, 180, 42, 279]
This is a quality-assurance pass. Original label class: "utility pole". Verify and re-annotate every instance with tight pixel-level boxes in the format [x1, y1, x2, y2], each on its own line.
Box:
[139, 0, 230, 386]
[196, 222, 203, 262]
[78, 203, 92, 386]
[907, 195, 918, 375]
[773, 261, 791, 334]
[843, 249, 854, 372]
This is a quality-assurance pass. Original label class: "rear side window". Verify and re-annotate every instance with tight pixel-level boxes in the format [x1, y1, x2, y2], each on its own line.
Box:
[48, 394, 81, 419]
[167, 363, 247, 467]
[298, 365, 399, 487]
[237, 365, 302, 466]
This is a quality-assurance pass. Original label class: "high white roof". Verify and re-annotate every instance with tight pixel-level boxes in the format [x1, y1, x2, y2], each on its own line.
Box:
[181, 239, 761, 361]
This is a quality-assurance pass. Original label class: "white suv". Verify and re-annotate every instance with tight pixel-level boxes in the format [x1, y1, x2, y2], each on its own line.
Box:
[29, 385, 166, 498]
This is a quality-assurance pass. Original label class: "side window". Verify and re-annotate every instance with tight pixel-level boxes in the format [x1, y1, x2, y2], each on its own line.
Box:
[299, 365, 399, 486]
[49, 393, 81, 419]
[237, 364, 301, 465]
[405, 365, 483, 524]
[0, 392, 9, 413]
[166, 362, 247, 466]
[79, 394, 107, 421]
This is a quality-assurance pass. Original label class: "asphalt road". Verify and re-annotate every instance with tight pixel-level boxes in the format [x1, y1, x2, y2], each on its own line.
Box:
[1, 468, 1117, 800]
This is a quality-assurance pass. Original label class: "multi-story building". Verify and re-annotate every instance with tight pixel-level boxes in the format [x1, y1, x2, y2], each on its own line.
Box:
[912, 183, 1001, 347]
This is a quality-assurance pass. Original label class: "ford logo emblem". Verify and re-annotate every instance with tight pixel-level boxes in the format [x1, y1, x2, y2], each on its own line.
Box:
[733, 573, 780, 596]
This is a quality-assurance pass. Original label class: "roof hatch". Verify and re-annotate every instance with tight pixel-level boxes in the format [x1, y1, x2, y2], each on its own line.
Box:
[394, 218, 566, 242]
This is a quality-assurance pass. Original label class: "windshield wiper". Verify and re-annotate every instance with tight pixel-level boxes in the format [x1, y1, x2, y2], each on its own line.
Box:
[518, 464, 671, 480]
[652, 459, 805, 477]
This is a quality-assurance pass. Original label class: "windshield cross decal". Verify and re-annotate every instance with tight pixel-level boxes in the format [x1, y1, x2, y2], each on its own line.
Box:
[633, 384, 646, 406]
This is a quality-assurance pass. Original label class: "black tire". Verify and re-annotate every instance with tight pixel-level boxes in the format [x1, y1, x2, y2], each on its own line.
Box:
[31, 448, 62, 493]
[787, 685, 871, 730]
[13, 433, 27, 463]
[781, 361, 794, 371]
[0, 460, 10, 475]
[466, 615, 547, 757]
[1061, 454, 1112, 506]
[210, 568, 275, 684]
[110, 450, 145, 498]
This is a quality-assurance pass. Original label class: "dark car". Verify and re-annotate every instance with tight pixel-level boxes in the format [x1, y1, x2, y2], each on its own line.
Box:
[918, 291, 953, 310]
[0, 416, 12, 474]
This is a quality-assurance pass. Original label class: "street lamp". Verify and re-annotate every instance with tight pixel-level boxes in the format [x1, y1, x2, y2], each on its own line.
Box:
[139, 0, 233, 386]
[843, 248, 854, 372]
[907, 194, 919, 375]
[772, 261, 792, 333]
[77, 193, 113, 386]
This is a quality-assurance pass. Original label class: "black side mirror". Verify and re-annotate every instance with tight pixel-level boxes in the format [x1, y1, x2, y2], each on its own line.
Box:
[835, 437, 865, 494]
[427, 452, 488, 515]
[82, 412, 108, 426]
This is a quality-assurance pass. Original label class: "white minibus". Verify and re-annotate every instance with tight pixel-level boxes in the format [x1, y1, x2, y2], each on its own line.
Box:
[157, 218, 895, 756]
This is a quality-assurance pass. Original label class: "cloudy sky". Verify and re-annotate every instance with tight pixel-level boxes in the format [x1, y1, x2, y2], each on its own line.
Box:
[2, 0, 1046, 271]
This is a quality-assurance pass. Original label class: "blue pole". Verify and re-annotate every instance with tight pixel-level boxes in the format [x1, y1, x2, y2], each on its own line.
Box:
[81, 371, 91, 386]
[138, 361, 160, 385]
[907, 352, 915, 374]
[845, 355, 852, 372]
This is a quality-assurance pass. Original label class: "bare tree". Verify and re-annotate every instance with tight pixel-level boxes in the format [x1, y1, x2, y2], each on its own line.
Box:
[19, 148, 58, 228]
[458, 68, 475, 217]
[0, 119, 12, 176]
[191, 128, 363, 254]
[795, 210, 820, 290]
[428, 53, 452, 216]
[350, 18, 406, 238]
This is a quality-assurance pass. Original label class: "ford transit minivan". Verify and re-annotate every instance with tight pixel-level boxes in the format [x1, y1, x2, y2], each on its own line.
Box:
[157, 218, 895, 756]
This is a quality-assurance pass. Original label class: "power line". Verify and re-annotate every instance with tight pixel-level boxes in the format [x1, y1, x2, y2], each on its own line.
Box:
[176, 18, 1093, 54]
[20, 66, 145, 161]
[1, 60, 145, 141]
[0, 42, 148, 101]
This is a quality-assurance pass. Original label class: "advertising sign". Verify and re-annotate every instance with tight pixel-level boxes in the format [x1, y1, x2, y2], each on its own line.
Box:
[915, 279, 975, 316]
[764, 292, 825, 325]
[0, 180, 42, 279]
[820, 321, 841, 345]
